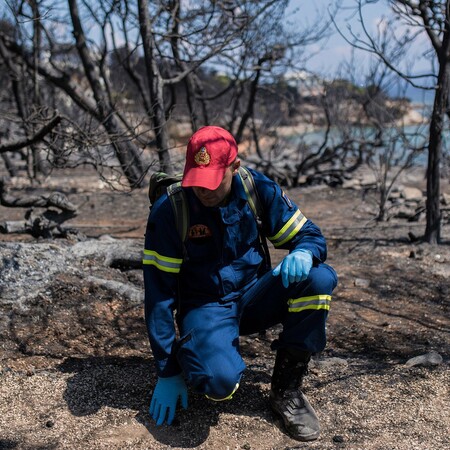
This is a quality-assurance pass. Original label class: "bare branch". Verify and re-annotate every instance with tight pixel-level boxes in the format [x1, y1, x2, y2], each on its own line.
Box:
[0, 115, 62, 153]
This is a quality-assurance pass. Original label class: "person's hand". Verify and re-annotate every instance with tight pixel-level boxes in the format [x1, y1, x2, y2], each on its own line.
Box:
[272, 250, 313, 288]
[149, 374, 188, 425]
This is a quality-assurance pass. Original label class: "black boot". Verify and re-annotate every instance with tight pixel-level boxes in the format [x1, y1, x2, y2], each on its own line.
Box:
[269, 347, 320, 441]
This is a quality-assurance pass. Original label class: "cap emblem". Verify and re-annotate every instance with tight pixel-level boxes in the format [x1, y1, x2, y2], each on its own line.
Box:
[194, 146, 211, 166]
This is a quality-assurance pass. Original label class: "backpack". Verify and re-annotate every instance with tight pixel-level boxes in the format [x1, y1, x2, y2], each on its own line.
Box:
[148, 172, 188, 243]
[148, 166, 271, 269]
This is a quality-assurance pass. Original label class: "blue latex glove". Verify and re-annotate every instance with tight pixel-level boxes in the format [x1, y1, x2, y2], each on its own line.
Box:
[272, 249, 313, 288]
[149, 374, 188, 425]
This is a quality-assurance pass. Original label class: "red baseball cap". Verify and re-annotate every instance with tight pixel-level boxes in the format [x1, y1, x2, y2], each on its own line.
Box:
[182, 126, 238, 190]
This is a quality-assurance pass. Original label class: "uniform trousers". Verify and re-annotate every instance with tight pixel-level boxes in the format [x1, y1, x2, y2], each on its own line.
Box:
[175, 263, 338, 400]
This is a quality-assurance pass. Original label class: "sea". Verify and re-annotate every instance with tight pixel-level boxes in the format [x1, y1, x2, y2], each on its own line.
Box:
[288, 103, 449, 168]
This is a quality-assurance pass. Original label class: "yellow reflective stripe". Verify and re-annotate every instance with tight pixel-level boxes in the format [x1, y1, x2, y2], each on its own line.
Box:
[205, 383, 239, 402]
[142, 249, 182, 273]
[288, 295, 331, 312]
[269, 209, 307, 248]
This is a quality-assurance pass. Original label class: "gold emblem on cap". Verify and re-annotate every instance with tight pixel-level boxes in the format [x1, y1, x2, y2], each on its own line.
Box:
[194, 146, 211, 166]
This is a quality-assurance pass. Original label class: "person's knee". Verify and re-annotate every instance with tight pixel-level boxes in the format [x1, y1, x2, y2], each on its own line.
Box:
[177, 329, 245, 400]
[204, 371, 241, 401]
[307, 264, 338, 294]
[186, 361, 241, 400]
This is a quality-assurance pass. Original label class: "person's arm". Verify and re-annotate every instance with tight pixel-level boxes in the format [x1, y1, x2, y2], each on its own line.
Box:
[250, 170, 327, 286]
[143, 195, 183, 376]
[143, 195, 188, 425]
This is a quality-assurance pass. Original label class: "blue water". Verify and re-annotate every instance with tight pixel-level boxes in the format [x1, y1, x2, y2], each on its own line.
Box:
[287, 122, 449, 168]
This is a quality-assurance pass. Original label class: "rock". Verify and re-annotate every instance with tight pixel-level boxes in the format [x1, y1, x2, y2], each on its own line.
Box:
[388, 191, 401, 200]
[405, 351, 443, 367]
[71, 239, 142, 267]
[98, 234, 116, 241]
[354, 278, 370, 288]
[359, 174, 377, 187]
[441, 192, 450, 205]
[401, 187, 423, 201]
[342, 178, 361, 190]
[390, 184, 403, 193]
[313, 357, 348, 369]
[395, 206, 416, 219]
[0, 239, 143, 307]
[85, 276, 143, 303]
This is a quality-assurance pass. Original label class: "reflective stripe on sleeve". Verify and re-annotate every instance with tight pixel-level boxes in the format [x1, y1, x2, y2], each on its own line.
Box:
[269, 209, 307, 248]
[288, 294, 331, 312]
[142, 249, 182, 273]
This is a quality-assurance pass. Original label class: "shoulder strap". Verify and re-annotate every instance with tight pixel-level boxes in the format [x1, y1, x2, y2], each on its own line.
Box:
[166, 182, 188, 316]
[238, 166, 271, 270]
[238, 166, 263, 228]
[167, 182, 189, 244]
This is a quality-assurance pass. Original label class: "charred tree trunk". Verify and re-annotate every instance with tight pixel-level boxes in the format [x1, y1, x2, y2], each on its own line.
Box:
[425, 59, 449, 244]
[68, 0, 145, 187]
[0, 30, 46, 180]
[29, 0, 47, 179]
[1, 154, 17, 177]
[234, 69, 261, 144]
[168, 0, 201, 132]
[235, 53, 274, 144]
[138, 0, 173, 174]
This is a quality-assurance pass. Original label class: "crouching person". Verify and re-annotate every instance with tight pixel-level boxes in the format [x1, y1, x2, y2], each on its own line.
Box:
[143, 126, 338, 441]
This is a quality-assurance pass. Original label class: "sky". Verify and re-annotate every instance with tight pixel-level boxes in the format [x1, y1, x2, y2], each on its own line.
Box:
[286, 0, 435, 100]
[0, 0, 434, 102]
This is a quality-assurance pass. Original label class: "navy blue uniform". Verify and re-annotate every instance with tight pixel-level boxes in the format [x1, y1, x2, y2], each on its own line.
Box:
[143, 168, 337, 399]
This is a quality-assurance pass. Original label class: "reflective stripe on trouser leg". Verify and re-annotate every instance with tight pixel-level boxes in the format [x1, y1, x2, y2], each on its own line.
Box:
[239, 263, 338, 353]
[281, 264, 337, 352]
[288, 294, 331, 312]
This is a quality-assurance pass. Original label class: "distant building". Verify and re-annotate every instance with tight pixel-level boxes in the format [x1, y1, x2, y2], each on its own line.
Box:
[284, 70, 325, 98]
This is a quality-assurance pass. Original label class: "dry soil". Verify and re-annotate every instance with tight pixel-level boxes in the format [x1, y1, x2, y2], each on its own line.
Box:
[0, 167, 449, 450]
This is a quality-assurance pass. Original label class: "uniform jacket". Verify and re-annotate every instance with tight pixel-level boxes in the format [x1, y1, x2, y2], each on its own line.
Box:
[143, 168, 327, 377]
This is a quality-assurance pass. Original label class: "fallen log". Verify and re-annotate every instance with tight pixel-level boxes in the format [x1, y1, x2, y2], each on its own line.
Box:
[0, 179, 77, 213]
[0, 209, 79, 238]
[0, 177, 79, 237]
